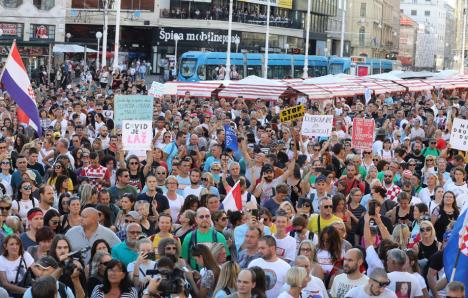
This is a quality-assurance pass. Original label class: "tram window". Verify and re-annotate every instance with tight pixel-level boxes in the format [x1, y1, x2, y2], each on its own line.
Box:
[197, 65, 206, 80]
[309, 66, 327, 77]
[206, 65, 220, 80]
[180, 58, 197, 79]
[247, 66, 262, 77]
[268, 65, 291, 79]
[329, 63, 343, 75]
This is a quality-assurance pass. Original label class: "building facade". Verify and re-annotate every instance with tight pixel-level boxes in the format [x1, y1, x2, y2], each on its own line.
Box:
[398, 15, 417, 69]
[0, 0, 67, 71]
[63, 0, 337, 75]
[326, 0, 351, 56]
[444, 3, 456, 69]
[454, 0, 466, 72]
[346, 0, 400, 58]
[400, 0, 446, 70]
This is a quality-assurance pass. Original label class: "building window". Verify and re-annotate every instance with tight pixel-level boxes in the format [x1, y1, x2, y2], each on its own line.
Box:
[360, 3, 366, 17]
[359, 26, 365, 47]
[425, 10, 430, 16]
[411, 10, 417, 15]
[30, 24, 55, 40]
[0, 0, 22, 7]
[33, 0, 54, 9]
[0, 23, 23, 40]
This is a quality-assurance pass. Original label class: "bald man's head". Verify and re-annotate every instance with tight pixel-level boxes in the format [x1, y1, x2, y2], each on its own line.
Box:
[80, 207, 99, 230]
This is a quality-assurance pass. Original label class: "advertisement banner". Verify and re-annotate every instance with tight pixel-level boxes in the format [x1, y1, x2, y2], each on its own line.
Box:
[114, 95, 154, 127]
[155, 28, 241, 46]
[122, 120, 153, 151]
[450, 118, 468, 151]
[238, 0, 292, 9]
[352, 118, 375, 151]
[279, 104, 305, 123]
[301, 114, 333, 137]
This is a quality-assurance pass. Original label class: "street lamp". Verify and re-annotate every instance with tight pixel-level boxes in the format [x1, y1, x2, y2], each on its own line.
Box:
[173, 34, 180, 77]
[66, 33, 71, 42]
[96, 31, 102, 70]
[235, 37, 240, 53]
[303, 0, 311, 78]
[225, 0, 234, 80]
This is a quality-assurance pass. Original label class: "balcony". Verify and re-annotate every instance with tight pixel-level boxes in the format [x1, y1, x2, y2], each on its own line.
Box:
[160, 8, 303, 29]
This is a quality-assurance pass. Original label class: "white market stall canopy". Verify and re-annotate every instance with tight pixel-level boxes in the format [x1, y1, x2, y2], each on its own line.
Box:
[218, 75, 289, 101]
[53, 44, 97, 53]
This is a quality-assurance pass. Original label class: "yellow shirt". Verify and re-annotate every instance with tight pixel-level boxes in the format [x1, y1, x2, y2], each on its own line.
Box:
[47, 177, 73, 192]
[307, 214, 343, 234]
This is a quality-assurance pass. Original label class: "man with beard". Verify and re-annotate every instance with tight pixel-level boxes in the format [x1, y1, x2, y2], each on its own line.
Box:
[253, 164, 288, 205]
[405, 142, 425, 173]
[344, 268, 396, 298]
[330, 248, 369, 298]
[181, 207, 230, 269]
[111, 223, 142, 266]
[38, 185, 55, 214]
[382, 170, 402, 202]
[183, 169, 203, 198]
[248, 235, 290, 298]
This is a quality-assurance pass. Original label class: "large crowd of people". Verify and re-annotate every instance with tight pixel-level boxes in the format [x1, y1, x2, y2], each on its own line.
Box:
[0, 63, 467, 298]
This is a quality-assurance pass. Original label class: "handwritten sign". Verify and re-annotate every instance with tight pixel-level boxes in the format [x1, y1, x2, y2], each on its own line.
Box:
[114, 95, 154, 127]
[279, 104, 305, 122]
[352, 118, 375, 150]
[450, 118, 468, 151]
[122, 120, 153, 151]
[300, 114, 333, 137]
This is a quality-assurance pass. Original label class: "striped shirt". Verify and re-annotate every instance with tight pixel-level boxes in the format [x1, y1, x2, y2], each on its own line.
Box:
[90, 285, 138, 298]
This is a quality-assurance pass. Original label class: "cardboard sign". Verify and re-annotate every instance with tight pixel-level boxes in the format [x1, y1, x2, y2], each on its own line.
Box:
[450, 118, 468, 151]
[103, 110, 114, 119]
[122, 120, 153, 151]
[300, 114, 333, 137]
[352, 118, 375, 150]
[114, 95, 154, 127]
[279, 104, 305, 122]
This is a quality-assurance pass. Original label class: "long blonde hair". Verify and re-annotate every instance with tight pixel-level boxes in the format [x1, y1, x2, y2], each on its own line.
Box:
[213, 261, 240, 295]
[392, 224, 410, 249]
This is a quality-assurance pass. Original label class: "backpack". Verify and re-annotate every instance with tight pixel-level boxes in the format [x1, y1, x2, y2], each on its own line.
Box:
[187, 229, 218, 270]
[16, 197, 36, 214]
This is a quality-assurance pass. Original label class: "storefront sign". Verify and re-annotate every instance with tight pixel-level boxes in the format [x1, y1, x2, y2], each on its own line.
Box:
[114, 95, 154, 127]
[238, 0, 292, 9]
[0, 23, 23, 40]
[155, 28, 241, 46]
[450, 118, 468, 151]
[122, 120, 153, 151]
[279, 104, 304, 122]
[30, 24, 55, 41]
[352, 118, 375, 150]
[301, 114, 333, 137]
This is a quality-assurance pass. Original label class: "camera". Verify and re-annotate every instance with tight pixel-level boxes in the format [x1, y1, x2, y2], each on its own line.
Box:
[62, 247, 89, 276]
[145, 268, 188, 297]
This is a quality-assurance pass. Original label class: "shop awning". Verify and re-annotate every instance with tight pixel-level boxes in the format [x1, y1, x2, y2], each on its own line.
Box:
[53, 44, 97, 53]
[303, 75, 365, 98]
[288, 82, 332, 100]
[218, 75, 288, 101]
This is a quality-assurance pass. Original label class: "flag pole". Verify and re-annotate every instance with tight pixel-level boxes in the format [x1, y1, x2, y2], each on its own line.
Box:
[450, 249, 462, 282]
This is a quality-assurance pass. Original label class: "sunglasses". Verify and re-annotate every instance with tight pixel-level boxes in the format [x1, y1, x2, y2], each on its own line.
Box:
[198, 215, 210, 219]
[124, 219, 135, 223]
[0, 206, 11, 211]
[22, 185, 32, 190]
[373, 159, 379, 161]
[201, 177, 208, 182]
[371, 278, 390, 288]
[55, 165, 62, 169]
[211, 168, 221, 171]
[220, 217, 228, 221]
[50, 220, 60, 225]
[322, 205, 333, 209]
[0, 161, 8, 165]
[408, 163, 416, 166]
[384, 175, 393, 178]
[101, 261, 110, 266]
[420, 227, 432, 233]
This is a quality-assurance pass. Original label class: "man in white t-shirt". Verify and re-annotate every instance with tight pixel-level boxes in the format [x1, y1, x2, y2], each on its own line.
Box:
[282, 255, 329, 298]
[182, 169, 203, 198]
[330, 248, 369, 298]
[345, 268, 397, 298]
[249, 235, 291, 298]
[386, 248, 423, 298]
[273, 211, 296, 264]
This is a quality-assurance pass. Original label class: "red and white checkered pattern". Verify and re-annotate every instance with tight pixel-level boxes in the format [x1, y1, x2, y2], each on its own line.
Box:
[385, 184, 402, 202]
[80, 165, 111, 191]
[165, 81, 224, 98]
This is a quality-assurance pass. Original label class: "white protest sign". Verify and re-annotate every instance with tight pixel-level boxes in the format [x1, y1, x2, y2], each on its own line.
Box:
[450, 118, 468, 151]
[122, 120, 153, 151]
[301, 114, 334, 137]
[103, 110, 114, 119]
[365, 88, 372, 104]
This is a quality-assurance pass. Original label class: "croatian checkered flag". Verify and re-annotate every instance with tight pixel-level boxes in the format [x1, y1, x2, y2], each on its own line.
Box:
[459, 212, 468, 256]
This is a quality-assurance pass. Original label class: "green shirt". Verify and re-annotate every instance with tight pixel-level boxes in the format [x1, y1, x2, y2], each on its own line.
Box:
[111, 241, 138, 267]
[422, 147, 440, 157]
[181, 228, 230, 269]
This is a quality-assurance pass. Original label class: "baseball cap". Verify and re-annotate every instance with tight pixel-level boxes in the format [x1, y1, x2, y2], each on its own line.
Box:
[261, 164, 274, 174]
[25, 170, 37, 181]
[126, 211, 141, 221]
[315, 175, 327, 183]
[36, 256, 59, 269]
